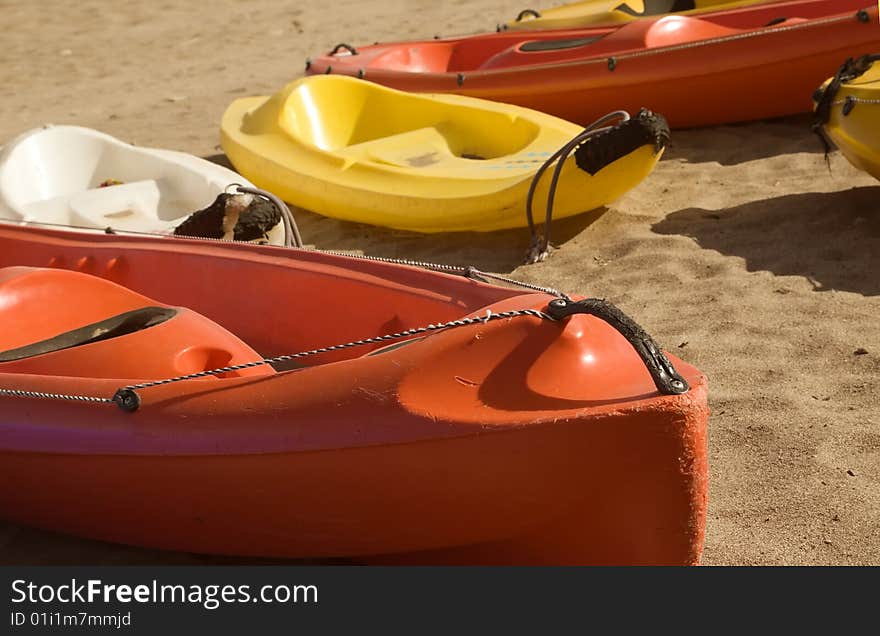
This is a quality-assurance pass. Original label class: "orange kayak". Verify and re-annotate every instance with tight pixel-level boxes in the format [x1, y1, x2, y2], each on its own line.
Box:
[307, 0, 880, 128]
[0, 224, 708, 565]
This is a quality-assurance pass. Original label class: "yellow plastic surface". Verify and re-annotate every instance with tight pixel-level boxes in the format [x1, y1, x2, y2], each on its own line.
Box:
[819, 64, 880, 181]
[502, 0, 770, 31]
[221, 76, 663, 232]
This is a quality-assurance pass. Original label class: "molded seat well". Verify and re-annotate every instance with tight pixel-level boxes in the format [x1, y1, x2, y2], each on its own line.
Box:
[0, 267, 273, 380]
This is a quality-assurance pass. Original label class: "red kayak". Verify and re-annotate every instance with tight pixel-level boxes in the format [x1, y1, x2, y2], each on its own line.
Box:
[307, 0, 880, 128]
[0, 223, 708, 565]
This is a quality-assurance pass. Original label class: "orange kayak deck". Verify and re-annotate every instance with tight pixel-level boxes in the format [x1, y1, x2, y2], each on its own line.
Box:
[0, 224, 708, 565]
[307, 0, 880, 128]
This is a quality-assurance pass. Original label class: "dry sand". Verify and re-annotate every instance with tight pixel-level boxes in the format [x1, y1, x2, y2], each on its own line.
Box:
[0, 0, 877, 565]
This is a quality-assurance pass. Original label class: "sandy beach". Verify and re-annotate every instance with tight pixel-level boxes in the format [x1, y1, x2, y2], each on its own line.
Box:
[0, 0, 877, 565]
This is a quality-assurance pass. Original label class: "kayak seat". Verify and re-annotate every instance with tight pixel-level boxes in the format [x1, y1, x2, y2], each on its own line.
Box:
[342, 126, 455, 168]
[0, 267, 273, 380]
[762, 17, 808, 28]
[265, 79, 542, 163]
[0, 305, 177, 363]
[370, 42, 455, 73]
[18, 179, 173, 233]
[595, 15, 741, 52]
[0, 126, 221, 231]
[479, 16, 741, 70]
[480, 35, 609, 70]
[645, 16, 742, 47]
[519, 36, 605, 53]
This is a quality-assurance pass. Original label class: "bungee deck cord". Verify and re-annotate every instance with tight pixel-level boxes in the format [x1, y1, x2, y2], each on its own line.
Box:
[0, 293, 689, 413]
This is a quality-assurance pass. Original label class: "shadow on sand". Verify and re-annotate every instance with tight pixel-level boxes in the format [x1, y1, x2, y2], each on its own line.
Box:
[203, 153, 236, 171]
[290, 206, 606, 273]
[661, 114, 827, 167]
[202, 152, 604, 273]
[653, 186, 880, 296]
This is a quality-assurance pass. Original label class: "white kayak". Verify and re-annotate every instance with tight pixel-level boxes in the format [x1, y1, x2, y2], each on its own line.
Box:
[0, 125, 288, 245]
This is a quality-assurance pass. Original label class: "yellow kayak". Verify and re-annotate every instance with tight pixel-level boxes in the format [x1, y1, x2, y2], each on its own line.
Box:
[221, 76, 668, 234]
[501, 0, 774, 31]
[813, 55, 880, 180]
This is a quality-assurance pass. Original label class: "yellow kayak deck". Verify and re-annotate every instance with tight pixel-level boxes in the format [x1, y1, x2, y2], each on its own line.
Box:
[501, 0, 770, 31]
[221, 76, 666, 233]
[814, 57, 880, 181]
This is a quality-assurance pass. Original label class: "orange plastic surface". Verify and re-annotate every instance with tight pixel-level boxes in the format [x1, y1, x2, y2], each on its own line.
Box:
[0, 267, 272, 380]
[0, 224, 709, 565]
[308, 0, 880, 128]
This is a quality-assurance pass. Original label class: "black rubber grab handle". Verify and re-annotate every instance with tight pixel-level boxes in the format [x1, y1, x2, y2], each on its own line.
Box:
[515, 8, 541, 21]
[545, 297, 689, 395]
[329, 43, 358, 56]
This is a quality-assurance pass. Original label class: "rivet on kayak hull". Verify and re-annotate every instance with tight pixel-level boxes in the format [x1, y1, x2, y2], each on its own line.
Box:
[113, 388, 141, 413]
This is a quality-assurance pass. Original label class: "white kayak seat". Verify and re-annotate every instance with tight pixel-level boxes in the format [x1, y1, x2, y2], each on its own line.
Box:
[16, 180, 175, 233]
[0, 125, 287, 243]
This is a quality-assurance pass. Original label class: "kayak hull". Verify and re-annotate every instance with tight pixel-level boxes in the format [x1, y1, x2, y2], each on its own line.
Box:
[502, 0, 779, 31]
[220, 76, 666, 232]
[0, 381, 707, 565]
[0, 126, 285, 243]
[0, 224, 709, 565]
[816, 59, 880, 180]
[308, 1, 880, 128]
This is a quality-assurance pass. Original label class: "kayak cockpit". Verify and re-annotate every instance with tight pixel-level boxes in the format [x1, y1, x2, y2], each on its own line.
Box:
[481, 15, 741, 70]
[0, 226, 526, 377]
[0, 126, 227, 231]
[245, 76, 541, 163]
[0, 267, 273, 380]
